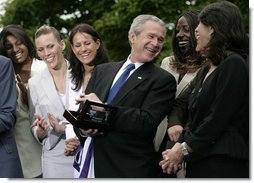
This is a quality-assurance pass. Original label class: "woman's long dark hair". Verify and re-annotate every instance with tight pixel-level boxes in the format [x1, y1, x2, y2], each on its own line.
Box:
[171, 11, 204, 74]
[0, 24, 35, 59]
[68, 23, 109, 91]
[198, 1, 248, 65]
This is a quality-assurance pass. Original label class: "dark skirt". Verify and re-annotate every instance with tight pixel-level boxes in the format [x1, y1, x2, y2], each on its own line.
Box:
[185, 154, 249, 178]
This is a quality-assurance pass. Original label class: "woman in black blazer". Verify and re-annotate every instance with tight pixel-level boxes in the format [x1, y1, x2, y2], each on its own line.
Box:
[159, 1, 249, 178]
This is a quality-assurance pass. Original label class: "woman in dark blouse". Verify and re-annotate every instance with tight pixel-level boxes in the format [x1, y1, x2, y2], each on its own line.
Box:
[159, 1, 249, 178]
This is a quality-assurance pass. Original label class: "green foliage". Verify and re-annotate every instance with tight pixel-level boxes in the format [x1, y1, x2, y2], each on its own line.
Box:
[0, 0, 249, 65]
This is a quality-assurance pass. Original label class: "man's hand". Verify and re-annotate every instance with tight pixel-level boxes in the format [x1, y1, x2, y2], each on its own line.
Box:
[79, 128, 103, 137]
[159, 142, 184, 174]
[75, 93, 102, 105]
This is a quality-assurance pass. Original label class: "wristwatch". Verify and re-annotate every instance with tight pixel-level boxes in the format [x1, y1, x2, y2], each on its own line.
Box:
[181, 142, 189, 157]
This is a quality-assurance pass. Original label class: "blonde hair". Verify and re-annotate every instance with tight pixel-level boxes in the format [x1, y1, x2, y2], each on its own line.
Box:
[35, 25, 62, 42]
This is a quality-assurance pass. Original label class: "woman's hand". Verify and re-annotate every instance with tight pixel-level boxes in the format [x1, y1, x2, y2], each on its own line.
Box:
[16, 74, 28, 106]
[167, 125, 183, 142]
[64, 137, 80, 156]
[48, 113, 65, 133]
[32, 115, 50, 141]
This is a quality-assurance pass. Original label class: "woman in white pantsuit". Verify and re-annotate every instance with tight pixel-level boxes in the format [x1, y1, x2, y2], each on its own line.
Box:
[28, 25, 81, 178]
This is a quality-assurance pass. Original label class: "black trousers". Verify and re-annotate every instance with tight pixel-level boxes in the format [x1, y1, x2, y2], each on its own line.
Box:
[186, 154, 249, 178]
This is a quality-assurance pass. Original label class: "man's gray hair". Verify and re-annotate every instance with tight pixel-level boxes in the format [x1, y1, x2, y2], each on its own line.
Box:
[128, 14, 166, 40]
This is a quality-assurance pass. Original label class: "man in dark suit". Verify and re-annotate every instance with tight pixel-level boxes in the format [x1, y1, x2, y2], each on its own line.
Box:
[75, 14, 176, 178]
[0, 55, 23, 178]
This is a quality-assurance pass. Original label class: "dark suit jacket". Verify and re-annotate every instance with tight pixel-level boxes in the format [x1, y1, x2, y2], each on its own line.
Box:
[0, 55, 23, 178]
[79, 61, 176, 177]
[177, 53, 249, 162]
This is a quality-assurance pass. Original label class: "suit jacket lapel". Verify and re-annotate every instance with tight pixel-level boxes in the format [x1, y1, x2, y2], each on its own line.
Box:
[100, 61, 124, 102]
[176, 71, 198, 97]
[41, 68, 65, 113]
[110, 63, 152, 105]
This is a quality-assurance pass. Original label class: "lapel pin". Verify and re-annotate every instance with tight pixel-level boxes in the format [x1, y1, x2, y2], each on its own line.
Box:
[138, 76, 142, 80]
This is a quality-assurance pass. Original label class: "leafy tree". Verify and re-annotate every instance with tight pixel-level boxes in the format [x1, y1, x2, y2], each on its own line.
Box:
[0, 0, 249, 64]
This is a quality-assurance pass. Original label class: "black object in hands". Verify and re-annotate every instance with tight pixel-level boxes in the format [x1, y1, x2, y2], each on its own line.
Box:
[63, 100, 118, 132]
